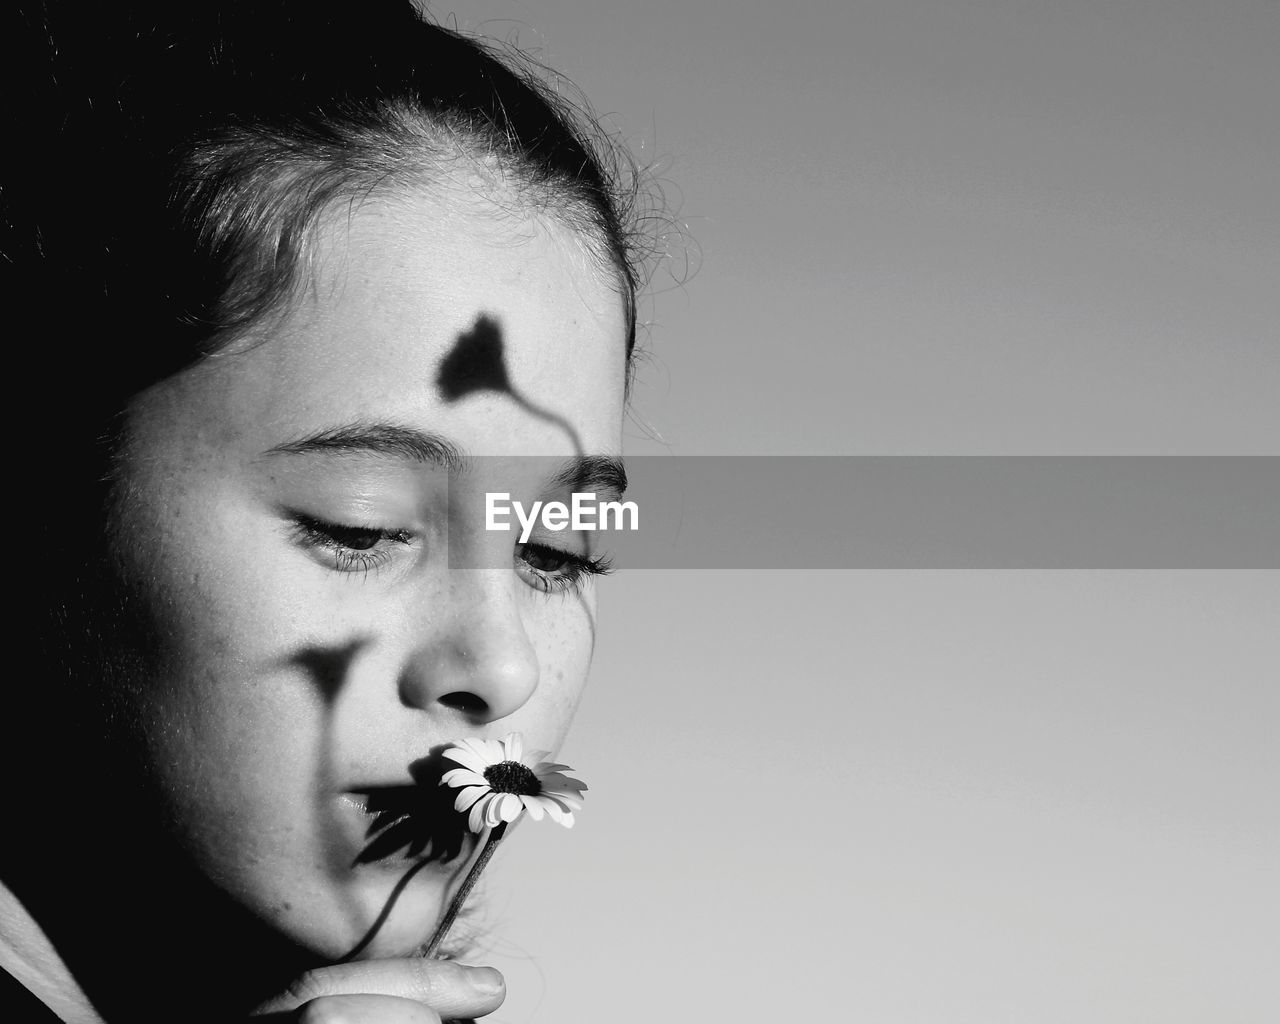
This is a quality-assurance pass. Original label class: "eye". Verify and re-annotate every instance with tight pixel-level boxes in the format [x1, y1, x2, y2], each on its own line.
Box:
[320, 523, 382, 551]
[521, 543, 572, 573]
[289, 514, 414, 574]
[516, 541, 613, 595]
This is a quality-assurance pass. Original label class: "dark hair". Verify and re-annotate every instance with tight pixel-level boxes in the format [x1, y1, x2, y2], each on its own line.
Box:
[3, 0, 640, 450]
[3, 9, 646, 1008]
[5, 0, 645, 628]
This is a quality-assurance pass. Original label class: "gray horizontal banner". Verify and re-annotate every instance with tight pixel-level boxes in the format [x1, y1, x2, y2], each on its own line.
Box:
[450, 457, 1279, 569]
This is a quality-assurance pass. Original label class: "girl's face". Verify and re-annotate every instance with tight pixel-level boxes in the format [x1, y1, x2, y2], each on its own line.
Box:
[111, 186, 627, 959]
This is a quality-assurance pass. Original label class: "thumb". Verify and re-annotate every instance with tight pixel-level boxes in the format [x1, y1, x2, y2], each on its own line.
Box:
[253, 958, 505, 1019]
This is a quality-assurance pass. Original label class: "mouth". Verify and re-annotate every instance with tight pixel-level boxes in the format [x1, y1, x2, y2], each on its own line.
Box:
[342, 756, 476, 869]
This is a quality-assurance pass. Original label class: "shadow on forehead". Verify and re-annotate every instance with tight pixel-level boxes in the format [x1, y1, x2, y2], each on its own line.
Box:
[435, 312, 587, 456]
[436, 314, 511, 403]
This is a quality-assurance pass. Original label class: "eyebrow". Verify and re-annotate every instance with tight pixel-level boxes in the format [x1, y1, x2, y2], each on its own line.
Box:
[549, 454, 629, 501]
[263, 422, 627, 497]
[264, 422, 468, 471]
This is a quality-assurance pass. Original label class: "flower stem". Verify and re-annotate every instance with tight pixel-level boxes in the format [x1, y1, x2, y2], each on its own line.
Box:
[423, 822, 508, 959]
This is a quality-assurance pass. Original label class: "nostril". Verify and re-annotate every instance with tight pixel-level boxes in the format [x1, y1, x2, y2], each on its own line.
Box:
[398, 624, 539, 721]
[438, 691, 489, 715]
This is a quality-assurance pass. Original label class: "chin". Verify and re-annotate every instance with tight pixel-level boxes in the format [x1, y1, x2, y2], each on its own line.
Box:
[351, 869, 456, 959]
[287, 853, 477, 963]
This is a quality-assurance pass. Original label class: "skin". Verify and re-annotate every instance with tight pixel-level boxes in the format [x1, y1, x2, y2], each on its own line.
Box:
[100, 181, 627, 1018]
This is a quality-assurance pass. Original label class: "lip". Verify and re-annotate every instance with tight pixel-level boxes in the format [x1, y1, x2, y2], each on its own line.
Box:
[338, 790, 380, 824]
[337, 784, 475, 869]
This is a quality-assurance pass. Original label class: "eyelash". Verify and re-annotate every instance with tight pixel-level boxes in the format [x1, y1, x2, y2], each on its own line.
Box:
[289, 515, 412, 575]
[289, 516, 613, 594]
[517, 542, 614, 594]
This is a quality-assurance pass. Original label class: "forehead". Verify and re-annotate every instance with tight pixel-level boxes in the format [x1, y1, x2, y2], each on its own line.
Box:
[164, 184, 628, 459]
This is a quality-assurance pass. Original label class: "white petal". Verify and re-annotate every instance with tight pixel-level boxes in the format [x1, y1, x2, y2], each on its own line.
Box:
[520, 795, 546, 821]
[442, 746, 489, 774]
[542, 800, 574, 827]
[453, 786, 489, 812]
[463, 735, 497, 756]
[537, 772, 586, 793]
[497, 792, 523, 823]
[503, 733, 524, 763]
[544, 792, 583, 811]
[441, 768, 489, 789]
[468, 796, 491, 834]
[527, 750, 551, 765]
[542, 782, 586, 801]
[534, 767, 582, 782]
[485, 795, 505, 828]
[533, 763, 572, 775]
[470, 737, 506, 762]
[540, 798, 567, 823]
[449, 740, 485, 767]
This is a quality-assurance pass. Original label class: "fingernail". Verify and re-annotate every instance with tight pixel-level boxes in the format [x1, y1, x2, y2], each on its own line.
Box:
[464, 965, 505, 995]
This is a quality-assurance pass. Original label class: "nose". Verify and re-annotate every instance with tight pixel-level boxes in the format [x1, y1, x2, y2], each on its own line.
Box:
[398, 571, 539, 724]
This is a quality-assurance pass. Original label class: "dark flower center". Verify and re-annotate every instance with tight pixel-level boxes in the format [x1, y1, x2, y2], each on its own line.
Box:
[484, 761, 541, 796]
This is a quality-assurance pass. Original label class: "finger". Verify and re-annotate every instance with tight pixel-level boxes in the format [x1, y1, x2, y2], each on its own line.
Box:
[292, 993, 442, 1024]
[253, 959, 505, 1019]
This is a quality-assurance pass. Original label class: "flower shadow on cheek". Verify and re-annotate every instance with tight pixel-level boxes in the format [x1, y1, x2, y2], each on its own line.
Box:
[282, 641, 469, 868]
[290, 639, 370, 706]
[337, 751, 472, 962]
[354, 750, 471, 868]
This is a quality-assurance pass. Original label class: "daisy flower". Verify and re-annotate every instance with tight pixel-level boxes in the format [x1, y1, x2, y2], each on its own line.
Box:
[440, 732, 587, 833]
[422, 732, 587, 959]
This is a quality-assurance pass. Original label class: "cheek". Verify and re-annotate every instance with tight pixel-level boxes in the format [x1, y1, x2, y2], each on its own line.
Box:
[113, 498, 329, 836]
[524, 591, 598, 733]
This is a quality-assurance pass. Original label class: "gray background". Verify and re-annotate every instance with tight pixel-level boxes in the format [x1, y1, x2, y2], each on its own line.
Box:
[432, 2, 1278, 1021]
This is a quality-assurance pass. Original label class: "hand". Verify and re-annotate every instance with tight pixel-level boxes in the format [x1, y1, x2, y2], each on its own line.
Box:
[251, 958, 505, 1023]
